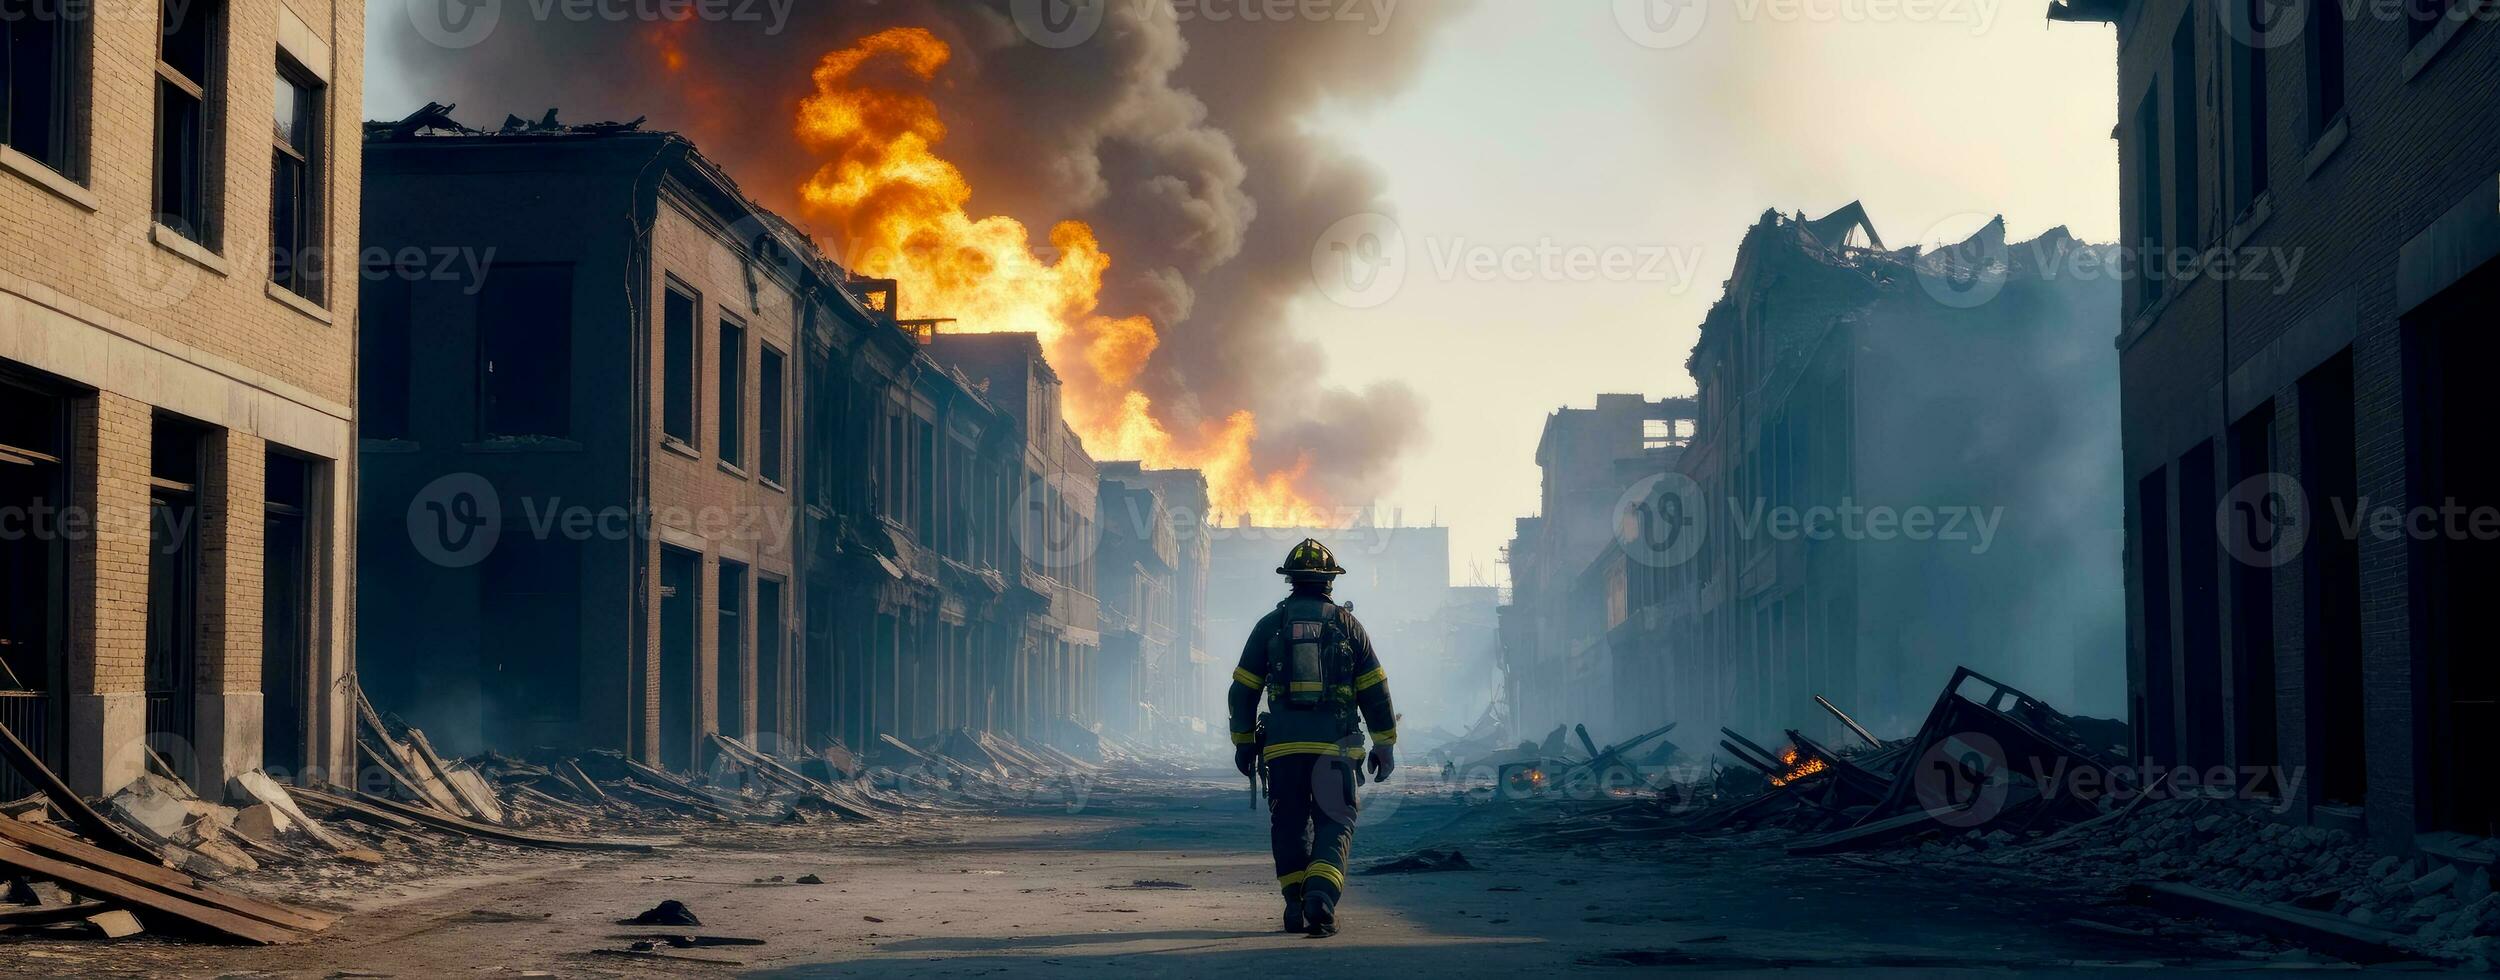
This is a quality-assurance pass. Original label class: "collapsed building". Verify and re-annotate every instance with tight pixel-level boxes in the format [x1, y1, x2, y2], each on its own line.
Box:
[358, 112, 1135, 767]
[1504, 204, 2124, 750]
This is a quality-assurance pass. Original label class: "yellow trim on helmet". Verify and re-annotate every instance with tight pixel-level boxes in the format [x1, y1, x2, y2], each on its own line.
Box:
[1232, 668, 1263, 689]
[1354, 667, 1387, 691]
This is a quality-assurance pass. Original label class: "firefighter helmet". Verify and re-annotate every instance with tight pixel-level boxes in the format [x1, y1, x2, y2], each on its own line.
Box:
[1276, 538, 1346, 578]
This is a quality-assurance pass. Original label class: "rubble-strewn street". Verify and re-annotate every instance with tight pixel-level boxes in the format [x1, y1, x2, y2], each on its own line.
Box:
[0, 766, 2417, 978]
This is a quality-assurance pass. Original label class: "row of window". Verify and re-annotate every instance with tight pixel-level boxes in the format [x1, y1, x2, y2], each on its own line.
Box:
[663, 282, 788, 485]
[2132, 0, 2470, 314]
[0, 1, 329, 303]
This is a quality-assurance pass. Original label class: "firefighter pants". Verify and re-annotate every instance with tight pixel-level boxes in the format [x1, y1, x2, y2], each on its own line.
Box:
[1268, 753, 1359, 902]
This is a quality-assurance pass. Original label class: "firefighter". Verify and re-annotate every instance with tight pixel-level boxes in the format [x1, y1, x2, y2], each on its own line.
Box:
[1229, 539, 1397, 937]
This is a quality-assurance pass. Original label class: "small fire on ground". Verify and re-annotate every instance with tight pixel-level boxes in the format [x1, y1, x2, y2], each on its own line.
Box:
[1770, 746, 1827, 787]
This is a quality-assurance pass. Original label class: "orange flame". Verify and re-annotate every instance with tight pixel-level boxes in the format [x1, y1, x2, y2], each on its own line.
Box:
[1770, 746, 1828, 787]
[786, 27, 1323, 525]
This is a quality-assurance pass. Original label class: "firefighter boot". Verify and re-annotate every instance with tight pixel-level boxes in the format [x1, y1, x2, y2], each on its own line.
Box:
[1282, 884, 1307, 933]
[1302, 890, 1338, 938]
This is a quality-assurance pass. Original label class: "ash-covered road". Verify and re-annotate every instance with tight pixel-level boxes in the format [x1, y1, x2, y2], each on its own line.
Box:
[35, 773, 2352, 978]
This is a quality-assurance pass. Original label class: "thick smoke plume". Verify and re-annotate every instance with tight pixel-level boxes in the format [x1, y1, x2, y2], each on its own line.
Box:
[378, 0, 1475, 512]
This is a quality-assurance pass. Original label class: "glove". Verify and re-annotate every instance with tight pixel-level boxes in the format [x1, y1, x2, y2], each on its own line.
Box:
[1235, 744, 1259, 777]
[1366, 744, 1395, 783]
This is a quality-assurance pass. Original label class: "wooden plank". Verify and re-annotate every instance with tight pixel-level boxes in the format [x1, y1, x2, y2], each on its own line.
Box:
[290, 786, 422, 831]
[408, 729, 506, 825]
[0, 841, 299, 944]
[0, 820, 337, 932]
[0, 719, 156, 861]
[562, 760, 610, 803]
[356, 694, 473, 818]
[0, 900, 110, 927]
[335, 789, 669, 853]
[2131, 882, 2413, 964]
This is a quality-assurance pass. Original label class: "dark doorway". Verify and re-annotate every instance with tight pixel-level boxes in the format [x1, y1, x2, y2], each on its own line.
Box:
[2300, 351, 2365, 807]
[2137, 467, 2176, 767]
[482, 535, 581, 755]
[146, 419, 206, 786]
[0, 377, 68, 798]
[805, 589, 834, 750]
[658, 547, 699, 772]
[2409, 264, 2500, 838]
[260, 452, 310, 777]
[716, 560, 746, 743]
[2178, 441, 2225, 771]
[755, 577, 784, 749]
[2227, 406, 2280, 791]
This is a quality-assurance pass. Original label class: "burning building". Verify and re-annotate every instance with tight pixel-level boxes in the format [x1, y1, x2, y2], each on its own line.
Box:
[2054, 0, 2500, 846]
[1094, 463, 1177, 737]
[0, 1, 361, 796]
[359, 112, 1103, 766]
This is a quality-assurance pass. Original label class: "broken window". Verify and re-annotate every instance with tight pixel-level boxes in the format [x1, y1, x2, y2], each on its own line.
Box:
[759, 343, 785, 485]
[657, 546, 699, 771]
[2227, 0, 2267, 216]
[476, 264, 573, 439]
[268, 59, 323, 300]
[1, 0, 86, 179]
[662, 286, 697, 447]
[155, 0, 223, 245]
[718, 318, 745, 468]
[2306, 0, 2346, 135]
[358, 269, 412, 440]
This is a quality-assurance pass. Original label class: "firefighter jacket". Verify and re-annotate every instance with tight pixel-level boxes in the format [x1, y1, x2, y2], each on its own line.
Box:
[1227, 593, 1397, 761]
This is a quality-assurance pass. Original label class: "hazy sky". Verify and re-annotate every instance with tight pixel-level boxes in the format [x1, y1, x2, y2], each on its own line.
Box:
[364, 1, 2119, 585]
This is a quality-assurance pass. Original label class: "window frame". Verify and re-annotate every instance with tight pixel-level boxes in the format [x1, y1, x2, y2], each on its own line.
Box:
[662, 282, 700, 449]
[758, 342, 786, 486]
[0, 0, 92, 183]
[717, 316, 747, 471]
[268, 55, 324, 302]
[154, 0, 226, 248]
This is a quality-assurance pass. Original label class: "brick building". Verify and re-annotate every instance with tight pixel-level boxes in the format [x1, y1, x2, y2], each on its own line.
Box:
[0, 0, 362, 796]
[360, 118, 1098, 769]
[2054, 0, 2500, 845]
[924, 333, 1101, 739]
[1133, 467, 1211, 732]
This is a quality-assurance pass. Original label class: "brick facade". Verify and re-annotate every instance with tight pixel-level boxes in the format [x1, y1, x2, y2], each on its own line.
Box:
[1, 0, 360, 796]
